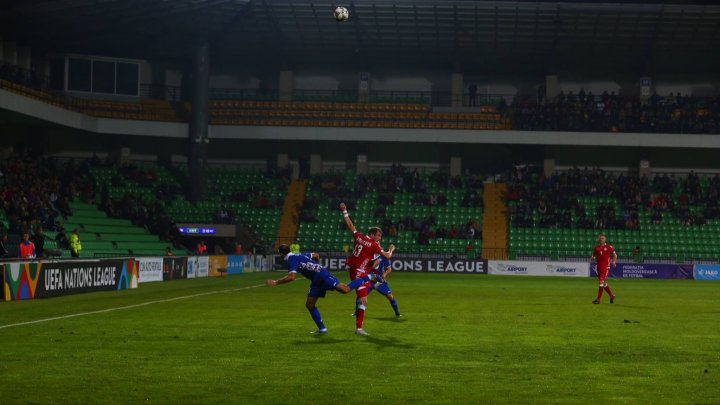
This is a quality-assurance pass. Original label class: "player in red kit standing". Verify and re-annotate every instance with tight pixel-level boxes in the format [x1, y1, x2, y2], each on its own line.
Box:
[591, 234, 617, 304]
[339, 202, 395, 336]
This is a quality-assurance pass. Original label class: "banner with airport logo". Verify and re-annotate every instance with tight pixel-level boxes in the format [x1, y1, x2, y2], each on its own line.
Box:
[488, 261, 589, 277]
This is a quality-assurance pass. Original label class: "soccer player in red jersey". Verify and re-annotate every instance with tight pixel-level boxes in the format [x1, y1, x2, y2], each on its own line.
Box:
[591, 233, 617, 304]
[339, 202, 395, 335]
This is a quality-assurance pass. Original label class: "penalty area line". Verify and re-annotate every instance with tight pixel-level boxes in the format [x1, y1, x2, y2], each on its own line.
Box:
[0, 283, 265, 330]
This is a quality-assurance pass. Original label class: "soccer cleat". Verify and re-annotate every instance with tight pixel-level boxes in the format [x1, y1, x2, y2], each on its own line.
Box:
[610, 296, 615, 304]
[351, 311, 357, 317]
[395, 313, 402, 317]
[592, 300, 600, 304]
[311, 328, 328, 335]
[355, 328, 369, 336]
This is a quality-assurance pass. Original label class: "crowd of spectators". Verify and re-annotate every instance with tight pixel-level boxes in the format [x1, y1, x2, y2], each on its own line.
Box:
[301, 164, 485, 246]
[512, 90, 720, 134]
[0, 152, 96, 250]
[97, 161, 183, 248]
[507, 165, 720, 230]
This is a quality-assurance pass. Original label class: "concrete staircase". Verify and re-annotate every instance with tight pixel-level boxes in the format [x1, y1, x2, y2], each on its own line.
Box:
[276, 179, 308, 248]
[481, 183, 509, 260]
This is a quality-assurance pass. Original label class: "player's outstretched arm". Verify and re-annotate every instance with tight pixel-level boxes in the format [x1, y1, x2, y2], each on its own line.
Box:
[383, 264, 393, 280]
[339, 202, 356, 233]
[380, 244, 396, 259]
[266, 272, 297, 286]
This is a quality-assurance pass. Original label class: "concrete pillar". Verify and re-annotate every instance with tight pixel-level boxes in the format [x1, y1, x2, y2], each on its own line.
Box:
[115, 147, 131, 165]
[356, 154, 368, 176]
[279, 70, 294, 101]
[358, 72, 370, 103]
[17, 47, 31, 69]
[639, 159, 651, 178]
[188, 37, 210, 202]
[277, 153, 289, 169]
[640, 77, 652, 100]
[451, 72, 464, 107]
[309, 154, 322, 176]
[545, 75, 559, 99]
[450, 156, 462, 178]
[543, 158, 555, 178]
[3, 41, 17, 64]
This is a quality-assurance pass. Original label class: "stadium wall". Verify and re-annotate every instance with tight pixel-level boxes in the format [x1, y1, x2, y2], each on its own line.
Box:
[2, 255, 271, 301]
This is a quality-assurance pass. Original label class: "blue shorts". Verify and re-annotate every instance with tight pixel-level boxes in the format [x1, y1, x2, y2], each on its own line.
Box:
[307, 269, 340, 298]
[371, 282, 392, 296]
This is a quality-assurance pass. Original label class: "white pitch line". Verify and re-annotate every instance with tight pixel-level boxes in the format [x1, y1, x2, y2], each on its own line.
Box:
[0, 283, 265, 330]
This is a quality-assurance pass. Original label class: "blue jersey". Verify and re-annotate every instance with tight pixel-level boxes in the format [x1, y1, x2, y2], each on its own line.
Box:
[375, 256, 391, 277]
[286, 252, 325, 280]
[285, 252, 341, 298]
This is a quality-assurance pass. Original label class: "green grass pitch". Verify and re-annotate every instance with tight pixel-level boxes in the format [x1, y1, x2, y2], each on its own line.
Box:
[1, 272, 718, 404]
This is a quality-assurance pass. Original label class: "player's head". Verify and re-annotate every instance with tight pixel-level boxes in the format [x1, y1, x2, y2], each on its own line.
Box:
[598, 234, 606, 244]
[368, 227, 382, 241]
[278, 244, 291, 256]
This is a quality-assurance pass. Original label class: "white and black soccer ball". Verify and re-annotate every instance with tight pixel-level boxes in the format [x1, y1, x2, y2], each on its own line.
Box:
[334, 6, 349, 22]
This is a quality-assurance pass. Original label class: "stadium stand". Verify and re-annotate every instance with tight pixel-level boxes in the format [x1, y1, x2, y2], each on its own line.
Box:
[297, 168, 484, 254]
[208, 100, 507, 130]
[506, 165, 720, 262]
[61, 201, 180, 257]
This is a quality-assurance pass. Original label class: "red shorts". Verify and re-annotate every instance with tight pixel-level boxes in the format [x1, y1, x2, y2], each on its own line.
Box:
[597, 267, 609, 284]
[355, 281, 371, 298]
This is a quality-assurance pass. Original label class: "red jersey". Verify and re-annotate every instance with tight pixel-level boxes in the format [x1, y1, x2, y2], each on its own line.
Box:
[20, 241, 36, 259]
[593, 244, 615, 271]
[346, 232, 382, 274]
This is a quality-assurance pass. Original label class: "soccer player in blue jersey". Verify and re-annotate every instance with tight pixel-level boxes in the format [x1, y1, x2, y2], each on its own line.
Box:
[267, 244, 376, 335]
[353, 255, 401, 318]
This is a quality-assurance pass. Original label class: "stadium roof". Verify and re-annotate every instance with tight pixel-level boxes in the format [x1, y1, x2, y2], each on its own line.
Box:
[2, 0, 720, 72]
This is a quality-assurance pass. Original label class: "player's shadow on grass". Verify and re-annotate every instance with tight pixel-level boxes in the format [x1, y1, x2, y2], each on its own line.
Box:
[373, 316, 407, 322]
[293, 337, 353, 346]
[361, 334, 415, 350]
[293, 334, 414, 350]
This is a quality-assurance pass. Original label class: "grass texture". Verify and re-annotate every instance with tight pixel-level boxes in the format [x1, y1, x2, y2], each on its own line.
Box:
[1, 272, 718, 404]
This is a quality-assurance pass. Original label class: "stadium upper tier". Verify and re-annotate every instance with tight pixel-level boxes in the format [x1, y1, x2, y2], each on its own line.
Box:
[5, 72, 720, 135]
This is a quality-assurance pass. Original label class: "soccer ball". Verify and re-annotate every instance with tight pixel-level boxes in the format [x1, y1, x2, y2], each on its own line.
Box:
[334, 6, 349, 22]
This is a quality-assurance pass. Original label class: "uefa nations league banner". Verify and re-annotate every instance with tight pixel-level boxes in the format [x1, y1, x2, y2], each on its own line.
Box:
[694, 265, 720, 281]
[590, 263, 693, 279]
[488, 261, 590, 277]
[137, 257, 164, 283]
[3, 259, 138, 301]
[318, 254, 487, 274]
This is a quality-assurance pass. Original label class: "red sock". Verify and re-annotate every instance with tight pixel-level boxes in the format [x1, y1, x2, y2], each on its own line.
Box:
[604, 285, 614, 297]
[596, 287, 604, 301]
[356, 309, 365, 329]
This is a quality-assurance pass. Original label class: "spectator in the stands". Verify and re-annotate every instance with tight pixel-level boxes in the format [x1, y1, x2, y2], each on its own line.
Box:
[0, 233, 9, 258]
[19, 232, 36, 259]
[466, 241, 475, 259]
[196, 239, 208, 255]
[31, 226, 45, 258]
[165, 246, 173, 256]
[69, 228, 82, 257]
